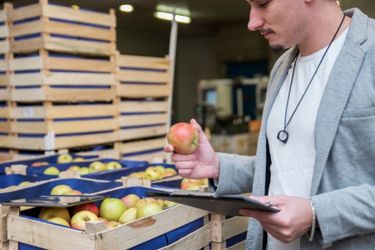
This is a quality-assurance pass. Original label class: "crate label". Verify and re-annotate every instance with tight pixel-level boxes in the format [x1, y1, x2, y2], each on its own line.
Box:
[22, 107, 34, 118]
[44, 131, 55, 150]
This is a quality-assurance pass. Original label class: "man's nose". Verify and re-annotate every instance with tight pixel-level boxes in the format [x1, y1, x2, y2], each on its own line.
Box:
[248, 9, 264, 31]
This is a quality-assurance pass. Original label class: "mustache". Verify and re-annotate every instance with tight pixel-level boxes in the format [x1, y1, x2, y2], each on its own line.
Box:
[259, 28, 274, 34]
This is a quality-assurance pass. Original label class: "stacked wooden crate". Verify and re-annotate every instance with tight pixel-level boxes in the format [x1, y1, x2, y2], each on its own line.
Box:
[210, 214, 248, 249]
[0, 3, 11, 154]
[7, 0, 118, 152]
[116, 54, 172, 162]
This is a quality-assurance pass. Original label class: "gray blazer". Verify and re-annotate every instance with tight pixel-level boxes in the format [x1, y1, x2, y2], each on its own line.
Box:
[215, 8, 375, 250]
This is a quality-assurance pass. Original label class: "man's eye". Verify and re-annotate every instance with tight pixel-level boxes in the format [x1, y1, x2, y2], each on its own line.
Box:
[258, 1, 270, 8]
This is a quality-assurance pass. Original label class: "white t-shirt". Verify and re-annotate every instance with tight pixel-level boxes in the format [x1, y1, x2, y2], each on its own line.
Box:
[266, 28, 348, 250]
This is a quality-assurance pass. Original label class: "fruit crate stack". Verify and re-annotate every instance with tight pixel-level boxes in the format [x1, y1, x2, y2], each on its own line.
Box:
[210, 214, 248, 250]
[0, 3, 12, 157]
[7, 0, 118, 152]
[116, 54, 172, 162]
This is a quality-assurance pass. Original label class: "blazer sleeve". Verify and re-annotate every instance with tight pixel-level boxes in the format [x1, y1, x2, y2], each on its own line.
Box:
[213, 152, 256, 195]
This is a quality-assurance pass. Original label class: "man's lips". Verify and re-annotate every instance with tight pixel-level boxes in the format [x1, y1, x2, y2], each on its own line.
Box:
[260, 30, 274, 38]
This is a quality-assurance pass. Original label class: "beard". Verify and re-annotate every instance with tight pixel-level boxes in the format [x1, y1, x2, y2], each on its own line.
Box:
[269, 43, 286, 53]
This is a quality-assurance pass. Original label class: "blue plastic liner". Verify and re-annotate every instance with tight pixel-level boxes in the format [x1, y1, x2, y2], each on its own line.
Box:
[26, 159, 147, 177]
[0, 174, 53, 189]
[226, 231, 247, 248]
[0, 153, 97, 175]
[0, 178, 120, 202]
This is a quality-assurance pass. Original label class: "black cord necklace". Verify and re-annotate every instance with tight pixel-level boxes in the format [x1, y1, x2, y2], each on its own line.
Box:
[277, 14, 346, 143]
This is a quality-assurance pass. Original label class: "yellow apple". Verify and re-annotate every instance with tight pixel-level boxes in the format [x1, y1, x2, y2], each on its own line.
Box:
[121, 194, 140, 208]
[43, 166, 60, 175]
[79, 167, 90, 175]
[47, 217, 70, 227]
[145, 167, 161, 180]
[71, 211, 98, 230]
[89, 161, 107, 173]
[106, 161, 122, 170]
[136, 203, 162, 219]
[119, 207, 137, 224]
[39, 207, 71, 222]
[50, 184, 72, 195]
[57, 154, 73, 164]
[73, 157, 85, 162]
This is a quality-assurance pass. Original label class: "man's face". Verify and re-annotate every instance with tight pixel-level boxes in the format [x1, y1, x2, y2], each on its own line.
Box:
[247, 0, 307, 50]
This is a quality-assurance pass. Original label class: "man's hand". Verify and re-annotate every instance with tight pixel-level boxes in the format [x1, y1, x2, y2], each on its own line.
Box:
[164, 119, 220, 179]
[240, 195, 313, 243]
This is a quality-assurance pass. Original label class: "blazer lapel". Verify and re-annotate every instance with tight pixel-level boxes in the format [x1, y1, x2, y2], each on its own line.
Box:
[311, 10, 367, 195]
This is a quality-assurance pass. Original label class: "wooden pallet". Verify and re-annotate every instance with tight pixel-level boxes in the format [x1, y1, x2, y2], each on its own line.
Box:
[210, 214, 249, 250]
[7, 205, 209, 250]
[8, 0, 116, 56]
[9, 50, 116, 103]
[0, 4, 10, 55]
[116, 54, 171, 98]
[118, 137, 167, 162]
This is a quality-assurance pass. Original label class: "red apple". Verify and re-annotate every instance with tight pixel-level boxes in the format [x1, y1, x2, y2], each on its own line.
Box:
[31, 161, 49, 167]
[73, 203, 99, 216]
[121, 194, 140, 208]
[167, 122, 198, 154]
[39, 207, 71, 222]
[99, 198, 126, 221]
[71, 211, 98, 230]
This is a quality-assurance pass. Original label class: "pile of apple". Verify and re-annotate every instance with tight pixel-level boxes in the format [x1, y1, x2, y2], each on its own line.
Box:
[50, 184, 83, 195]
[127, 165, 177, 181]
[31, 154, 86, 168]
[42, 160, 123, 176]
[39, 194, 177, 230]
[180, 178, 209, 191]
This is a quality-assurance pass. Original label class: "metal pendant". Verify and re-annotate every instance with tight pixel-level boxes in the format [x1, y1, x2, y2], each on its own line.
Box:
[277, 130, 289, 143]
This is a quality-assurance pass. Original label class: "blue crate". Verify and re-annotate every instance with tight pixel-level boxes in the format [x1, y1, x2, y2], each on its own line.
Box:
[0, 174, 53, 189]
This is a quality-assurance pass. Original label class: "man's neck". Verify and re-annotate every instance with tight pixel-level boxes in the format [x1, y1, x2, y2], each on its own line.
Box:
[298, 6, 351, 56]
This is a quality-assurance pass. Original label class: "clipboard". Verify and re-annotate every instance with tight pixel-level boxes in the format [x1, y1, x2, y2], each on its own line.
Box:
[0, 195, 106, 208]
[147, 189, 280, 216]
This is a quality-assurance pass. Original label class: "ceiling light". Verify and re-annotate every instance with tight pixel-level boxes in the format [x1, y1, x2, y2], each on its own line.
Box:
[119, 4, 134, 13]
[154, 11, 174, 21]
[154, 11, 191, 24]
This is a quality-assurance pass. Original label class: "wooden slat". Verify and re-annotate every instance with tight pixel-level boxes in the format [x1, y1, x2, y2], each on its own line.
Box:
[122, 150, 166, 162]
[0, 40, 9, 54]
[119, 125, 167, 141]
[0, 122, 11, 133]
[8, 4, 42, 22]
[227, 241, 246, 250]
[0, 25, 9, 38]
[95, 205, 208, 249]
[13, 131, 117, 150]
[0, 75, 9, 86]
[160, 223, 211, 250]
[12, 118, 117, 134]
[0, 89, 10, 100]
[45, 20, 116, 42]
[7, 215, 94, 250]
[119, 100, 168, 113]
[119, 113, 168, 127]
[117, 70, 169, 83]
[10, 73, 43, 86]
[119, 137, 166, 154]
[117, 84, 170, 98]
[45, 72, 116, 85]
[44, 4, 116, 28]
[0, 106, 9, 118]
[0, 60, 8, 72]
[11, 88, 45, 101]
[211, 215, 249, 242]
[45, 57, 114, 72]
[9, 19, 43, 38]
[117, 55, 169, 70]
[9, 57, 43, 71]
[45, 36, 116, 56]
[0, 135, 11, 148]
[12, 104, 117, 119]
[10, 36, 44, 53]
[0, 9, 6, 22]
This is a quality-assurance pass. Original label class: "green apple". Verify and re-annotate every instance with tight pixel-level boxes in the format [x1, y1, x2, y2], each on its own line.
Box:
[89, 161, 107, 173]
[135, 198, 157, 209]
[67, 165, 80, 172]
[43, 166, 60, 175]
[57, 154, 73, 163]
[119, 207, 137, 224]
[73, 157, 85, 162]
[18, 181, 32, 187]
[163, 200, 178, 208]
[39, 207, 71, 222]
[136, 203, 163, 219]
[145, 167, 161, 180]
[79, 167, 90, 175]
[50, 184, 72, 195]
[47, 217, 70, 227]
[106, 161, 122, 170]
[71, 211, 98, 230]
[99, 198, 126, 221]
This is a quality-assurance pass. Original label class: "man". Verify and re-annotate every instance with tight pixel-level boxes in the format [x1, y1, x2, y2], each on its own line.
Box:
[165, 0, 375, 249]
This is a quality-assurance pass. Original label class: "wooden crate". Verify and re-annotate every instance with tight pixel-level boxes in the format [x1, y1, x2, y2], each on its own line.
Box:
[7, 204, 209, 250]
[8, 0, 116, 56]
[118, 99, 169, 141]
[0, 205, 10, 250]
[210, 214, 248, 250]
[118, 137, 167, 162]
[116, 54, 171, 98]
[0, 3, 10, 55]
[9, 50, 116, 102]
